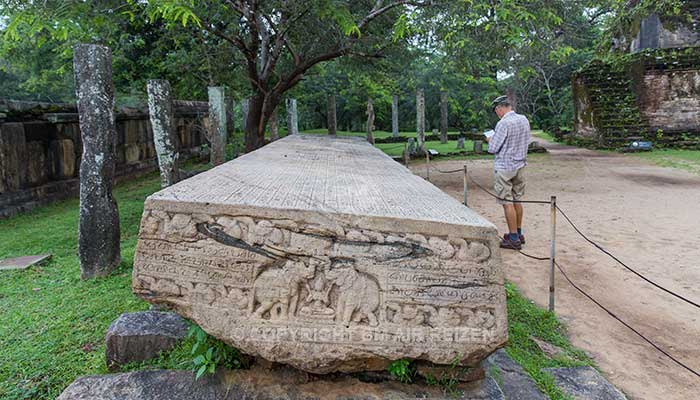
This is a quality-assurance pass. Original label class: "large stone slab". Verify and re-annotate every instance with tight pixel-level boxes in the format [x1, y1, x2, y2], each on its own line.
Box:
[105, 311, 188, 370]
[58, 367, 506, 400]
[133, 134, 506, 373]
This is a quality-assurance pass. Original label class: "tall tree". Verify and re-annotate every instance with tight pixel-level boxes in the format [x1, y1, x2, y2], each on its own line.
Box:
[145, 0, 433, 151]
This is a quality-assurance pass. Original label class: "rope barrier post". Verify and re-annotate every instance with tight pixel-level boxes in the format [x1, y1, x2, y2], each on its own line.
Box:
[463, 164, 468, 206]
[426, 151, 430, 181]
[549, 195, 557, 312]
[403, 143, 408, 167]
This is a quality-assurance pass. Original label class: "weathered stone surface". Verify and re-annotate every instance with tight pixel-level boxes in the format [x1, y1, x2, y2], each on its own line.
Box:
[440, 91, 449, 144]
[58, 366, 505, 400]
[416, 363, 486, 383]
[286, 98, 299, 135]
[105, 311, 188, 370]
[74, 43, 121, 279]
[269, 107, 279, 141]
[207, 87, 227, 166]
[530, 336, 567, 359]
[544, 366, 627, 400]
[392, 94, 399, 138]
[457, 137, 466, 150]
[416, 88, 425, 151]
[49, 139, 76, 179]
[0, 254, 51, 271]
[327, 95, 337, 136]
[147, 79, 180, 188]
[474, 140, 484, 154]
[133, 134, 506, 374]
[484, 349, 548, 400]
[0, 122, 27, 193]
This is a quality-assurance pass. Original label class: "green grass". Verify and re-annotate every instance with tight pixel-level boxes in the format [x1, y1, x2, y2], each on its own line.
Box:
[631, 149, 700, 174]
[0, 152, 592, 399]
[0, 172, 164, 399]
[503, 283, 593, 400]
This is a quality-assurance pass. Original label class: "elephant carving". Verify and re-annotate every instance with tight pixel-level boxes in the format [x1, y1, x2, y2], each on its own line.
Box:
[326, 265, 380, 326]
[248, 259, 315, 320]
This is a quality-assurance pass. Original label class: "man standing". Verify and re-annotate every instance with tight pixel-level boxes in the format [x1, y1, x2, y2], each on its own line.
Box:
[485, 95, 531, 250]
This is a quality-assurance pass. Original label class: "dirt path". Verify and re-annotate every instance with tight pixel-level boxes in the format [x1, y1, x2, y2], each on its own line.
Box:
[415, 141, 700, 400]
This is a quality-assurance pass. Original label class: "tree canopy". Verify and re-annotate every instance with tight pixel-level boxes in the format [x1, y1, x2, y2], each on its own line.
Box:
[1, 0, 682, 147]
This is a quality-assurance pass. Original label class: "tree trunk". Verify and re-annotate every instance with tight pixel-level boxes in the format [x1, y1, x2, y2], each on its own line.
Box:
[269, 108, 279, 141]
[416, 88, 425, 152]
[245, 94, 267, 152]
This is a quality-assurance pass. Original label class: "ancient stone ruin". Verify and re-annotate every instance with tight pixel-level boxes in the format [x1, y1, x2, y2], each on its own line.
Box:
[572, 3, 700, 148]
[132, 134, 507, 374]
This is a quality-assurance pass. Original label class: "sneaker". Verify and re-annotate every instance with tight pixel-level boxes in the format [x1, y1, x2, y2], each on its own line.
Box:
[500, 235, 522, 250]
[503, 233, 525, 244]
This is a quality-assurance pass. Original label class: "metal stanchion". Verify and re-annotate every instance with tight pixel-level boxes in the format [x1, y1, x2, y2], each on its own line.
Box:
[426, 151, 430, 181]
[463, 164, 468, 206]
[549, 195, 557, 312]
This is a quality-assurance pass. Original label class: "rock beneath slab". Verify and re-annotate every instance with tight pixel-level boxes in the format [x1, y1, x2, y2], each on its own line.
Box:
[132, 134, 507, 374]
[530, 336, 567, 359]
[58, 366, 506, 400]
[484, 349, 548, 400]
[105, 311, 188, 370]
[416, 363, 486, 383]
[0, 254, 51, 271]
[544, 366, 627, 400]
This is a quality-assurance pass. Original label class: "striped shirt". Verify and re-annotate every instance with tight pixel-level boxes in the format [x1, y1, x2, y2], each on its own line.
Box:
[488, 111, 531, 171]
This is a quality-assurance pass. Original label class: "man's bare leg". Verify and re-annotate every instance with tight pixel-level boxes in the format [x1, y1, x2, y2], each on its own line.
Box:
[514, 203, 523, 231]
[502, 204, 518, 234]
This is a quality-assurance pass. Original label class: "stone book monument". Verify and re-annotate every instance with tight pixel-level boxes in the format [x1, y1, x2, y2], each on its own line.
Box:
[132, 134, 507, 374]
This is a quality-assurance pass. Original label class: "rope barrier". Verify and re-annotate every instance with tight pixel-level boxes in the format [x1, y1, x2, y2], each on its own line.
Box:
[465, 170, 552, 205]
[555, 205, 700, 311]
[554, 260, 700, 379]
[454, 160, 700, 379]
[429, 164, 463, 174]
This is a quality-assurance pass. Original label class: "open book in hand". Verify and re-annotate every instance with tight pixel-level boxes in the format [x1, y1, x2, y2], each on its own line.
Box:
[483, 130, 495, 139]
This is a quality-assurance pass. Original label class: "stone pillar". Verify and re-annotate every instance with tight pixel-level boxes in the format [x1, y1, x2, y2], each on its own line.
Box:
[391, 94, 399, 138]
[226, 97, 235, 140]
[440, 91, 448, 144]
[208, 86, 227, 166]
[147, 79, 180, 188]
[269, 107, 279, 141]
[73, 43, 121, 279]
[286, 98, 298, 135]
[457, 137, 465, 150]
[416, 88, 425, 151]
[327, 95, 337, 135]
[241, 97, 249, 134]
[366, 98, 375, 145]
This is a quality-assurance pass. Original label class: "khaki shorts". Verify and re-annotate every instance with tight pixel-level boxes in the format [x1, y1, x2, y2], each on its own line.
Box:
[494, 167, 526, 204]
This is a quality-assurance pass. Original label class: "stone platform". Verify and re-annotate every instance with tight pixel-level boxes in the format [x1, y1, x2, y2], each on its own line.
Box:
[132, 134, 506, 374]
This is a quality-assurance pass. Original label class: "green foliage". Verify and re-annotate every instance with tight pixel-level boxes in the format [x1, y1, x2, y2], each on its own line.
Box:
[387, 359, 416, 383]
[188, 324, 247, 379]
[504, 282, 593, 400]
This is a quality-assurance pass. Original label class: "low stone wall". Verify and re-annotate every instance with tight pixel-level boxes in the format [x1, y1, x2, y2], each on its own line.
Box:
[0, 100, 209, 218]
